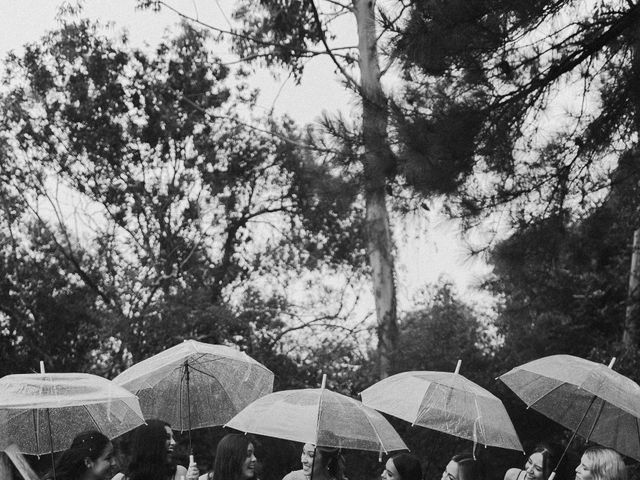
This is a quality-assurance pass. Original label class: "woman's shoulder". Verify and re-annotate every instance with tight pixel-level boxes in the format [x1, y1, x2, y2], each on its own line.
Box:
[283, 470, 307, 480]
[504, 468, 523, 480]
[111, 474, 126, 480]
[174, 465, 188, 479]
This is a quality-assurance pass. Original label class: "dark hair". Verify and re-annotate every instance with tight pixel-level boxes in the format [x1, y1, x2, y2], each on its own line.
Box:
[315, 446, 346, 480]
[43, 430, 111, 480]
[528, 443, 561, 480]
[451, 453, 480, 480]
[390, 453, 422, 480]
[213, 434, 255, 480]
[126, 419, 176, 480]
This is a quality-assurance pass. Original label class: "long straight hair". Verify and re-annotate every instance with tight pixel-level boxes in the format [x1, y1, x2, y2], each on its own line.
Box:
[315, 447, 346, 480]
[451, 453, 480, 480]
[126, 419, 177, 480]
[213, 434, 254, 480]
[528, 443, 560, 480]
[390, 453, 422, 480]
[43, 430, 111, 480]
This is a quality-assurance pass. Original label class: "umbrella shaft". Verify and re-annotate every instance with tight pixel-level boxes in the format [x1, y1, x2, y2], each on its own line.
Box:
[554, 395, 599, 475]
[184, 362, 192, 453]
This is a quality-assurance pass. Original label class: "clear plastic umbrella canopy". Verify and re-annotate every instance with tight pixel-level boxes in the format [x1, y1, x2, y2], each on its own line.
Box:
[114, 340, 274, 432]
[226, 384, 408, 453]
[0, 372, 145, 454]
[499, 354, 640, 461]
[361, 368, 523, 452]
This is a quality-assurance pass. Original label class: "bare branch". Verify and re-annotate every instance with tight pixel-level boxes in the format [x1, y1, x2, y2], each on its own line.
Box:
[306, 0, 361, 92]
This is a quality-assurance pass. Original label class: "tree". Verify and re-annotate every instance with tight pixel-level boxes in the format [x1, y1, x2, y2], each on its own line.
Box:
[139, 0, 493, 378]
[0, 17, 366, 373]
[487, 153, 640, 376]
[388, 1, 640, 362]
[0, 221, 105, 374]
[624, 228, 640, 349]
[394, 282, 493, 377]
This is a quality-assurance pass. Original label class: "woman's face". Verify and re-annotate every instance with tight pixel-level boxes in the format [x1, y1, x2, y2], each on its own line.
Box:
[241, 442, 257, 479]
[442, 460, 459, 480]
[164, 426, 176, 462]
[524, 452, 545, 480]
[575, 454, 594, 480]
[87, 442, 116, 480]
[301, 443, 319, 476]
[382, 458, 400, 480]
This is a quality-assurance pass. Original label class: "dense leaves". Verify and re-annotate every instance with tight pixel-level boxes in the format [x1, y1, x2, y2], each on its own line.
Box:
[393, 0, 640, 224]
[489, 153, 640, 373]
[0, 19, 365, 374]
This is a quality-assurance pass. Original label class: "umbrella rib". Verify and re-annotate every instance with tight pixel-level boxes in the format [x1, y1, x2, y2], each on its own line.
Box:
[183, 364, 238, 423]
[32, 410, 40, 454]
[361, 405, 389, 454]
[314, 389, 324, 446]
[191, 357, 273, 377]
[524, 381, 567, 408]
[83, 404, 102, 432]
[584, 397, 606, 441]
[179, 367, 187, 432]
[185, 364, 220, 380]
[636, 416, 640, 456]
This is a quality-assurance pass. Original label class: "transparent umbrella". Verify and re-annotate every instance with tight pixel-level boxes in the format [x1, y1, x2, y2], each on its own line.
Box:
[225, 376, 407, 454]
[114, 340, 274, 450]
[499, 355, 640, 465]
[0, 370, 145, 478]
[361, 361, 523, 452]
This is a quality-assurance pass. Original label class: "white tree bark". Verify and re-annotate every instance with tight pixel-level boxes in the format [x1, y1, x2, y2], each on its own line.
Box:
[354, 0, 398, 378]
[623, 228, 640, 350]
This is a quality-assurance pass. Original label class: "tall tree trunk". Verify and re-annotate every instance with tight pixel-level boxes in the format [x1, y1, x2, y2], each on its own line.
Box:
[354, 0, 398, 378]
[623, 228, 640, 350]
[623, 33, 640, 353]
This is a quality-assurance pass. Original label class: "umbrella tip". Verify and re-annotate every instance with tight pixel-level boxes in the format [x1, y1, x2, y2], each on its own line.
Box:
[608, 357, 616, 369]
[454, 359, 462, 374]
[39, 361, 45, 374]
[321, 374, 327, 389]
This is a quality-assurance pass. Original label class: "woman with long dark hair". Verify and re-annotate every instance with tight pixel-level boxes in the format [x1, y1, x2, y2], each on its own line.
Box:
[43, 430, 115, 480]
[199, 433, 257, 480]
[442, 453, 481, 480]
[504, 444, 561, 480]
[112, 419, 198, 480]
[282, 443, 345, 480]
[381, 453, 422, 480]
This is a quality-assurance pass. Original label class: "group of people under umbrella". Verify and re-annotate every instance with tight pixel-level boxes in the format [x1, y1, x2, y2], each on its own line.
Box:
[0, 340, 637, 480]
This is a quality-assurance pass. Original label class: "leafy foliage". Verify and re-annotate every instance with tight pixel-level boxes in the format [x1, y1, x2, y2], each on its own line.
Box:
[489, 153, 640, 371]
[0, 18, 365, 373]
[0, 222, 104, 374]
[391, 0, 640, 225]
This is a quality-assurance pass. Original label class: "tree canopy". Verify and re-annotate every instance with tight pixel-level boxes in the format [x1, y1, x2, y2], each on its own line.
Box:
[0, 18, 367, 374]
